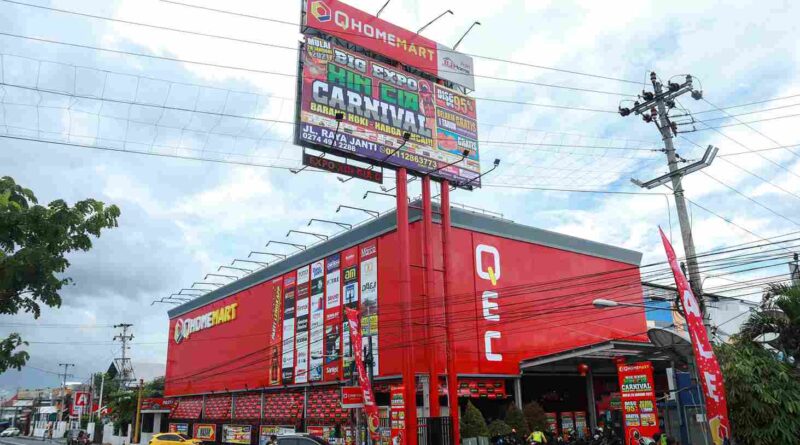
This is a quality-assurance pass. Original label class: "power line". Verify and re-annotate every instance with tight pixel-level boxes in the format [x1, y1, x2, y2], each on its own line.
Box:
[698, 171, 800, 227]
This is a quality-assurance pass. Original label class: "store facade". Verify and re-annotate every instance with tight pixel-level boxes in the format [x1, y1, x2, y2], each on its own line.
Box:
[163, 205, 654, 444]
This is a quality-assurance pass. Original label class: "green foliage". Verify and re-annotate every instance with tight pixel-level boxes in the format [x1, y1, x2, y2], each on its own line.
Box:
[504, 404, 530, 438]
[739, 283, 800, 366]
[522, 402, 547, 432]
[487, 420, 512, 437]
[460, 401, 488, 439]
[0, 176, 119, 373]
[105, 375, 165, 430]
[716, 341, 800, 445]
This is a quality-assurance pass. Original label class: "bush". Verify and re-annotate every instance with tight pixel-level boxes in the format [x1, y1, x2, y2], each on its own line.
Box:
[523, 402, 547, 432]
[461, 401, 489, 439]
[487, 420, 512, 438]
[505, 404, 530, 438]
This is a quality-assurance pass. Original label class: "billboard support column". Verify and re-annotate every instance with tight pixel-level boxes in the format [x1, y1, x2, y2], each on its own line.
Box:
[397, 168, 418, 445]
[422, 176, 440, 417]
[441, 181, 459, 445]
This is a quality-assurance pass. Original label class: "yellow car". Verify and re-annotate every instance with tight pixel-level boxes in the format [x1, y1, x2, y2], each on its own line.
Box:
[149, 433, 203, 445]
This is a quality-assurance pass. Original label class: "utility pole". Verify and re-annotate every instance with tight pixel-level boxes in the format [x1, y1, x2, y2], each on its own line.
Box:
[790, 253, 799, 286]
[58, 363, 75, 422]
[621, 72, 717, 331]
[113, 324, 135, 385]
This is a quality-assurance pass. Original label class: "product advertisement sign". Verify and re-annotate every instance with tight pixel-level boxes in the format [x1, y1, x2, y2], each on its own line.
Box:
[281, 275, 297, 382]
[269, 277, 284, 386]
[222, 425, 252, 444]
[359, 241, 379, 375]
[193, 424, 216, 441]
[295, 266, 311, 384]
[295, 37, 480, 186]
[545, 413, 558, 433]
[324, 255, 342, 382]
[168, 423, 189, 435]
[660, 229, 731, 445]
[390, 386, 405, 445]
[341, 248, 358, 380]
[259, 426, 295, 445]
[617, 361, 659, 445]
[302, 0, 475, 90]
[309, 260, 326, 382]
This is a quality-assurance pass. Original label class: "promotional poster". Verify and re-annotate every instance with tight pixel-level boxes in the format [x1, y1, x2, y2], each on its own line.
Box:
[309, 260, 326, 381]
[168, 423, 189, 435]
[324, 253, 342, 382]
[269, 277, 283, 386]
[617, 361, 659, 445]
[193, 424, 216, 441]
[359, 240, 379, 375]
[341, 247, 358, 380]
[295, 37, 480, 185]
[390, 386, 405, 445]
[222, 425, 252, 445]
[295, 266, 311, 384]
[281, 275, 297, 382]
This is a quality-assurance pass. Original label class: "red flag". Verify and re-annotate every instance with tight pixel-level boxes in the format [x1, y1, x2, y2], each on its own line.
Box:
[659, 229, 731, 444]
[344, 308, 381, 440]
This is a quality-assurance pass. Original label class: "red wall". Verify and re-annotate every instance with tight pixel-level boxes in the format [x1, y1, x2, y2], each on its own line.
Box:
[165, 220, 647, 396]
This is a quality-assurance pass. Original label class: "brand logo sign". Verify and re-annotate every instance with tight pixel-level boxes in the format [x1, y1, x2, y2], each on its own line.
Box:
[173, 303, 238, 344]
[310, 1, 331, 22]
[476, 244, 502, 362]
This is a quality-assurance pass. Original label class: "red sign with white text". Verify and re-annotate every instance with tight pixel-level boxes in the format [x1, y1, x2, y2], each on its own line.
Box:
[660, 230, 731, 444]
[390, 386, 405, 445]
[70, 391, 90, 416]
[344, 308, 379, 440]
[617, 362, 659, 444]
[341, 386, 364, 408]
[302, 0, 475, 90]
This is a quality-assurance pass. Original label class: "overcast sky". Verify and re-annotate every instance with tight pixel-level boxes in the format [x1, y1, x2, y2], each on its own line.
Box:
[1, 0, 798, 393]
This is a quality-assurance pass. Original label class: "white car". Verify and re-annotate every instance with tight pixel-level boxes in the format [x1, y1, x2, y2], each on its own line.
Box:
[1, 427, 21, 437]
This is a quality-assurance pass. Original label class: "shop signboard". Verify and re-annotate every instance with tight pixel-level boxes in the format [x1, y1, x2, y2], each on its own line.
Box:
[168, 423, 189, 435]
[617, 361, 659, 445]
[70, 391, 90, 416]
[193, 424, 216, 441]
[390, 386, 405, 445]
[302, 153, 383, 184]
[295, 37, 480, 186]
[341, 386, 365, 408]
[359, 240, 379, 375]
[660, 230, 731, 445]
[309, 260, 326, 382]
[301, 0, 475, 90]
[295, 266, 311, 384]
[324, 253, 342, 382]
[281, 275, 297, 382]
[222, 425, 252, 444]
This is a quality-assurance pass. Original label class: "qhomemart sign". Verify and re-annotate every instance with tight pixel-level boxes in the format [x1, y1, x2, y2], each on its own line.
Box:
[174, 303, 238, 344]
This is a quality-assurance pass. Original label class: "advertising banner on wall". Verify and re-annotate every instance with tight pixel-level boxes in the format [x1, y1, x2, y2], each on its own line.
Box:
[295, 37, 480, 185]
[193, 424, 216, 441]
[390, 386, 405, 445]
[344, 308, 380, 441]
[359, 240, 379, 375]
[617, 361, 659, 445]
[222, 425, 252, 444]
[259, 426, 295, 445]
[341, 248, 358, 380]
[324, 253, 342, 382]
[295, 266, 311, 384]
[660, 229, 731, 445]
[269, 277, 284, 386]
[309, 260, 326, 381]
[302, 0, 475, 90]
[168, 423, 189, 435]
[281, 275, 297, 382]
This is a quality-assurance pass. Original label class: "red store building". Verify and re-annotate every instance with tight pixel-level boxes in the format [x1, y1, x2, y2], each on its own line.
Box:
[163, 204, 664, 443]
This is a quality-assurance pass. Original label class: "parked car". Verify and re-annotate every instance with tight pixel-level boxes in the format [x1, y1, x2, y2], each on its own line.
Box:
[276, 433, 329, 445]
[0, 427, 21, 437]
[149, 433, 203, 445]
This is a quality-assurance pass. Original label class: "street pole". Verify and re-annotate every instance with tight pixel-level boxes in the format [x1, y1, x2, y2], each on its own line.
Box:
[440, 181, 460, 445]
[421, 175, 440, 417]
[58, 363, 75, 423]
[133, 380, 144, 444]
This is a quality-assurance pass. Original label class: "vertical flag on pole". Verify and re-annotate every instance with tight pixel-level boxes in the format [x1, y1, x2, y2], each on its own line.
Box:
[344, 307, 380, 441]
[659, 228, 731, 444]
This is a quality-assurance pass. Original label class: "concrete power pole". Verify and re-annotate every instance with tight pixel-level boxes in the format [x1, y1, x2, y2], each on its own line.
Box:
[58, 363, 75, 421]
[621, 72, 718, 330]
[113, 324, 135, 385]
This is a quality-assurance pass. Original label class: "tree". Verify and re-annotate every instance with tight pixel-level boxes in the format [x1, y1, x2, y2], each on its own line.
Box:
[487, 420, 512, 438]
[504, 404, 530, 438]
[0, 176, 119, 372]
[460, 401, 488, 439]
[716, 340, 800, 445]
[522, 401, 547, 432]
[738, 283, 800, 367]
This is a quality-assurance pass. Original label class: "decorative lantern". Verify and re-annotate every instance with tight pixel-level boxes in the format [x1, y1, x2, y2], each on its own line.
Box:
[577, 363, 590, 376]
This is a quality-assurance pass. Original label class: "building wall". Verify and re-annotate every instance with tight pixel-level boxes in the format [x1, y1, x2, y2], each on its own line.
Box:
[165, 219, 647, 396]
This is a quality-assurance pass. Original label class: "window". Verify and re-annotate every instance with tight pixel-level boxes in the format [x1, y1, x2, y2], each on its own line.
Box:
[298, 439, 322, 445]
[277, 438, 298, 445]
[159, 434, 183, 442]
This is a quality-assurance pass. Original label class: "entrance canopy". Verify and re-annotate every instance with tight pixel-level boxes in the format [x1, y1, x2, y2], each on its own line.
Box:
[519, 340, 670, 374]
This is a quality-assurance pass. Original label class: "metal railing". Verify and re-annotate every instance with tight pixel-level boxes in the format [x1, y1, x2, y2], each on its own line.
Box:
[418, 416, 453, 445]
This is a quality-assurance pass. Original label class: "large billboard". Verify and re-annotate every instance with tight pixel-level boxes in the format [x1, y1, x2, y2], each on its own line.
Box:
[302, 0, 475, 90]
[296, 37, 480, 185]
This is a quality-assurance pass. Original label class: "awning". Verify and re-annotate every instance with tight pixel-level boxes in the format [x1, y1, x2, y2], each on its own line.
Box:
[171, 397, 202, 419]
[262, 392, 303, 424]
[203, 395, 231, 420]
[519, 340, 666, 373]
[232, 393, 260, 420]
[306, 388, 347, 425]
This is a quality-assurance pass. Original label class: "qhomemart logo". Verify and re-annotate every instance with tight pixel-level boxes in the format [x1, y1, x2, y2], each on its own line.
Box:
[310, 1, 331, 22]
[174, 303, 238, 344]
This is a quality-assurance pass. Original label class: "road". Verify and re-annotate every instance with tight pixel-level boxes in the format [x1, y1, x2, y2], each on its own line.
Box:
[0, 437, 65, 445]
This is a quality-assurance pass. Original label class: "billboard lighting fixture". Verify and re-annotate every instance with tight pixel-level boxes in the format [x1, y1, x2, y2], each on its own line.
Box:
[416, 9, 454, 34]
[380, 132, 411, 163]
[363, 191, 396, 200]
[218, 265, 253, 274]
[427, 149, 470, 176]
[151, 298, 179, 306]
[308, 218, 353, 230]
[286, 229, 329, 241]
[455, 158, 501, 191]
[453, 21, 482, 50]
[205, 273, 238, 280]
[192, 282, 224, 288]
[248, 251, 288, 260]
[232, 259, 269, 267]
[376, 0, 392, 17]
[336, 205, 380, 218]
[178, 288, 206, 294]
[168, 294, 192, 301]
[266, 240, 307, 251]
[381, 176, 417, 193]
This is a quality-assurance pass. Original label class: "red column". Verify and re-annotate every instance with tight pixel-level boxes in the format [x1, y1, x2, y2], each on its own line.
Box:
[422, 176, 440, 417]
[396, 168, 418, 445]
[441, 180, 459, 445]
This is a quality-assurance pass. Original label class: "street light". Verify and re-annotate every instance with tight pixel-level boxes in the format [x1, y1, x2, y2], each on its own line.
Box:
[308, 218, 352, 230]
[592, 298, 677, 311]
[336, 205, 380, 218]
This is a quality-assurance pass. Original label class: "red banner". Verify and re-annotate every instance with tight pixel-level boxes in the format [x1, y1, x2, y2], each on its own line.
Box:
[390, 386, 405, 445]
[617, 362, 659, 444]
[659, 229, 731, 444]
[344, 308, 380, 440]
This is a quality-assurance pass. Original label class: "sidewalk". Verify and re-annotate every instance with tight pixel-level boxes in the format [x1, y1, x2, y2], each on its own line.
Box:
[0, 436, 67, 444]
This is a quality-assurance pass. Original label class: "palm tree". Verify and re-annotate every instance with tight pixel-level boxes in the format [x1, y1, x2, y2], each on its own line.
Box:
[738, 283, 800, 366]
